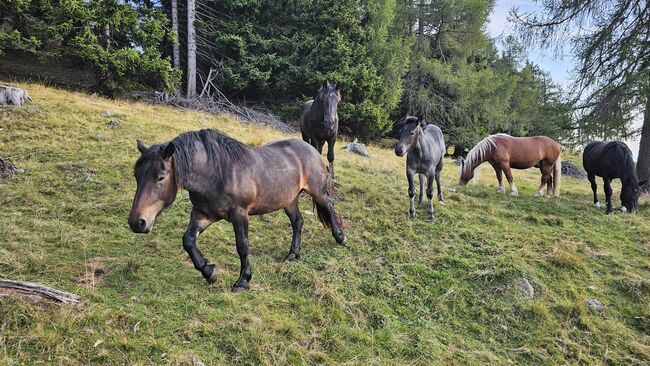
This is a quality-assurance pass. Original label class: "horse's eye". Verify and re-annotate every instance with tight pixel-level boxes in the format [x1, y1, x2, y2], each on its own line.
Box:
[410, 132, 415, 136]
[157, 175, 165, 182]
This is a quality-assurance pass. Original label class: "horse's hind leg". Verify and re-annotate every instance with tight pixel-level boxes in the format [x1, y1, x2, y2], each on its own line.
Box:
[536, 163, 546, 196]
[313, 194, 346, 244]
[231, 210, 252, 292]
[603, 177, 614, 214]
[435, 163, 444, 204]
[418, 174, 425, 205]
[284, 199, 304, 261]
[183, 210, 217, 283]
[588, 173, 599, 207]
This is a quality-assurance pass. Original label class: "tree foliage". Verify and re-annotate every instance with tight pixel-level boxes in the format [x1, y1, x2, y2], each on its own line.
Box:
[0, 0, 179, 95]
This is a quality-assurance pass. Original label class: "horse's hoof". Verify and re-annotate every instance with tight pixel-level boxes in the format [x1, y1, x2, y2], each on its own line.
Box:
[510, 191, 519, 197]
[606, 210, 614, 215]
[438, 200, 445, 205]
[286, 253, 300, 261]
[594, 202, 601, 208]
[232, 286, 248, 293]
[334, 233, 346, 245]
[409, 211, 416, 219]
[232, 282, 249, 293]
[203, 264, 218, 284]
[428, 214, 435, 221]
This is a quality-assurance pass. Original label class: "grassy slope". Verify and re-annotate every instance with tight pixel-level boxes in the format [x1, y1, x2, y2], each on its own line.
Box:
[0, 82, 649, 365]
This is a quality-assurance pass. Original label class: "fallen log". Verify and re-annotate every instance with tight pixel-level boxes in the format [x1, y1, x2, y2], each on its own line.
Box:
[0, 279, 82, 304]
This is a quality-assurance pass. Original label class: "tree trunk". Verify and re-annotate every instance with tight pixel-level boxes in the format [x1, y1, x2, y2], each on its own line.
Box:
[417, 0, 424, 47]
[171, 0, 180, 70]
[637, 96, 650, 194]
[186, 0, 197, 98]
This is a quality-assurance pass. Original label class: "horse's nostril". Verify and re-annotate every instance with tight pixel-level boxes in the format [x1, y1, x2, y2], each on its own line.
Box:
[138, 219, 147, 230]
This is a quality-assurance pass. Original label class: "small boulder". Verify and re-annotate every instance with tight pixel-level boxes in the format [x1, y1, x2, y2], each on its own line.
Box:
[101, 111, 112, 118]
[105, 118, 121, 127]
[343, 138, 370, 157]
[0, 157, 23, 179]
[520, 278, 535, 299]
[587, 298, 605, 310]
[0, 85, 31, 106]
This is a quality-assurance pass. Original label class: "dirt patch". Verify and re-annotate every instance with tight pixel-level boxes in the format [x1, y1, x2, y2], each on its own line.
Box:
[76, 257, 111, 289]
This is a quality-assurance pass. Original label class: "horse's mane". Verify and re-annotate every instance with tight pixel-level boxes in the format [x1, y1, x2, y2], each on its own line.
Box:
[611, 142, 638, 183]
[170, 129, 250, 187]
[461, 134, 502, 176]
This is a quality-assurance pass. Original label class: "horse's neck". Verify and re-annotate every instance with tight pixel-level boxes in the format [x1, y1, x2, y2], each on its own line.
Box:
[466, 148, 487, 174]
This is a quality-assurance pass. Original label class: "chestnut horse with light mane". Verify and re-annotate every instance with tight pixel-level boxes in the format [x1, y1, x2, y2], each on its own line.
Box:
[459, 134, 561, 197]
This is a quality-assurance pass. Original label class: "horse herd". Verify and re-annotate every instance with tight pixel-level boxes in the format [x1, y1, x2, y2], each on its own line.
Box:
[128, 82, 646, 292]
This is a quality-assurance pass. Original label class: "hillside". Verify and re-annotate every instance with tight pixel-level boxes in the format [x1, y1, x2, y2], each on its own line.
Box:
[1, 83, 649, 365]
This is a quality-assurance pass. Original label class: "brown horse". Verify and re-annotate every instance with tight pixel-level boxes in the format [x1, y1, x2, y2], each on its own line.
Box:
[128, 129, 346, 292]
[459, 134, 561, 197]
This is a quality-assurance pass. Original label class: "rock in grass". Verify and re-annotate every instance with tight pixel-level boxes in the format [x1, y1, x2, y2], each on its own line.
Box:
[0, 157, 23, 179]
[0, 85, 32, 106]
[520, 278, 535, 299]
[343, 138, 370, 157]
[562, 161, 587, 179]
[101, 111, 112, 118]
[588, 298, 605, 310]
[105, 118, 121, 127]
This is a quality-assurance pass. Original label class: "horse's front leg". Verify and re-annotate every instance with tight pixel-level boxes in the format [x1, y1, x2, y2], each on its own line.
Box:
[418, 174, 425, 205]
[603, 177, 613, 214]
[183, 210, 217, 283]
[231, 210, 252, 292]
[588, 173, 599, 207]
[407, 168, 416, 218]
[327, 136, 336, 181]
[426, 173, 435, 220]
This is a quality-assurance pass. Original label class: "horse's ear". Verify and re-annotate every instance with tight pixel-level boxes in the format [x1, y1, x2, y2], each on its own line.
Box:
[417, 115, 425, 127]
[136, 139, 147, 153]
[335, 83, 340, 92]
[323, 80, 329, 89]
[162, 142, 175, 160]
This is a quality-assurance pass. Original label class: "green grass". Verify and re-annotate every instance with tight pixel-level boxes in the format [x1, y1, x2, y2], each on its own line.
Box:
[1, 82, 649, 365]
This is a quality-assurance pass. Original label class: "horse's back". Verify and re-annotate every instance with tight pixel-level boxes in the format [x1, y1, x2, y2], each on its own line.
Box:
[583, 141, 631, 178]
[423, 124, 445, 160]
[299, 100, 314, 129]
[494, 135, 559, 167]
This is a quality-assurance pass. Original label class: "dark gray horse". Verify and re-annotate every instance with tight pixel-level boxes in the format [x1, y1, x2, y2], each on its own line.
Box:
[128, 129, 346, 292]
[394, 116, 445, 219]
[300, 81, 341, 180]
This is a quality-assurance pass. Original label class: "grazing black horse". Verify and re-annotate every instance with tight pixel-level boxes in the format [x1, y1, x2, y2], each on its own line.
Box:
[583, 141, 645, 214]
[300, 81, 341, 180]
[394, 116, 445, 220]
[128, 129, 346, 292]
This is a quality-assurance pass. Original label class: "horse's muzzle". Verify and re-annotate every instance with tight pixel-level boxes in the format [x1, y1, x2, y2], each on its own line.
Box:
[395, 147, 404, 156]
[129, 217, 151, 233]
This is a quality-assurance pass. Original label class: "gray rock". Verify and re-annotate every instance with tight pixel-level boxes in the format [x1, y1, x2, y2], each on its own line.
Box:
[588, 298, 605, 310]
[0, 85, 31, 106]
[0, 157, 22, 179]
[101, 111, 112, 118]
[520, 278, 534, 298]
[105, 118, 121, 127]
[562, 161, 587, 179]
[343, 138, 370, 157]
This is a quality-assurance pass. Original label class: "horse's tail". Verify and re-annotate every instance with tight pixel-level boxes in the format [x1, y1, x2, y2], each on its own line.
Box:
[553, 153, 562, 197]
[313, 198, 344, 229]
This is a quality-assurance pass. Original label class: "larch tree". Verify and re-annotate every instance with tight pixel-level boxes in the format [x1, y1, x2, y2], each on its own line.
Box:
[513, 0, 650, 192]
[186, 0, 197, 98]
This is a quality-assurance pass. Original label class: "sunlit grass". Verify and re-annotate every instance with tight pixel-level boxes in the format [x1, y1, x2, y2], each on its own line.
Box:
[1, 82, 649, 365]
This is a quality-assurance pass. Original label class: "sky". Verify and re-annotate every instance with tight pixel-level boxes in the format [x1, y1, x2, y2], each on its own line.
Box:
[486, 0, 642, 159]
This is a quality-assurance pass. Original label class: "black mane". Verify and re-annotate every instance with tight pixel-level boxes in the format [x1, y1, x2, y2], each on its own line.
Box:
[137, 129, 250, 188]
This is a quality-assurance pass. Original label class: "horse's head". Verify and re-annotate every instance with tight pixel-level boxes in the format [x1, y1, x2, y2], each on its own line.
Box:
[395, 116, 425, 157]
[316, 81, 341, 125]
[128, 140, 178, 233]
[621, 178, 646, 214]
[458, 158, 473, 185]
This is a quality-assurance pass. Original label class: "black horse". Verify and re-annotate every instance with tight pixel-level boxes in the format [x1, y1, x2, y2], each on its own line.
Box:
[128, 129, 346, 292]
[300, 81, 341, 180]
[583, 141, 645, 214]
